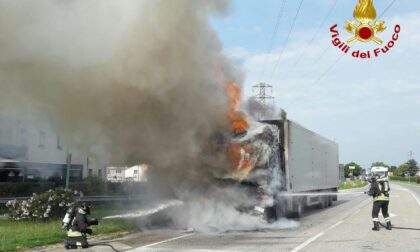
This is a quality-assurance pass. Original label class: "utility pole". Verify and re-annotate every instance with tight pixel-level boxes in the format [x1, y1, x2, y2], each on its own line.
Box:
[252, 83, 275, 119]
[408, 151, 414, 160]
[252, 82, 275, 106]
[65, 152, 72, 189]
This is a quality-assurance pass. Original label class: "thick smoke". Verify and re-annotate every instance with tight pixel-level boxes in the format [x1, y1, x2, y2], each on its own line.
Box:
[0, 0, 238, 178]
[246, 98, 286, 121]
[0, 0, 297, 232]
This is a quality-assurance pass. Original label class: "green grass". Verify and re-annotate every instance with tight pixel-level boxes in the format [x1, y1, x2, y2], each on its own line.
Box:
[389, 176, 420, 186]
[339, 180, 368, 190]
[0, 202, 144, 251]
[391, 180, 420, 186]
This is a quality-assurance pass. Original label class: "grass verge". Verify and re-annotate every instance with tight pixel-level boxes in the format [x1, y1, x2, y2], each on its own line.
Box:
[391, 180, 420, 186]
[339, 180, 368, 190]
[0, 202, 143, 251]
[389, 176, 420, 186]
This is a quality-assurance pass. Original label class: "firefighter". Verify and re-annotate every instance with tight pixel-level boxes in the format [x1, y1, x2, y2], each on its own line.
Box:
[64, 203, 99, 249]
[367, 174, 391, 231]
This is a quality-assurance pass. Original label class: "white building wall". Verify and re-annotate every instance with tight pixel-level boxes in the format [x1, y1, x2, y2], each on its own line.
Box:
[0, 114, 94, 178]
[106, 167, 126, 182]
[124, 165, 147, 182]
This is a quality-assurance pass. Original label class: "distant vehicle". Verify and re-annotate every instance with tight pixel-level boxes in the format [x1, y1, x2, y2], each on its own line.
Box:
[370, 166, 389, 179]
[223, 113, 339, 220]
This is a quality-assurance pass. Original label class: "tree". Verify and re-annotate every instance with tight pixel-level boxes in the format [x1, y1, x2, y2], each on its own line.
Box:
[407, 159, 418, 176]
[389, 166, 397, 173]
[395, 163, 409, 177]
[344, 162, 362, 178]
[371, 162, 389, 168]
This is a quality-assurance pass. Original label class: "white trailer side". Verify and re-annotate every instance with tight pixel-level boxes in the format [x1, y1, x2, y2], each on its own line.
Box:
[285, 120, 339, 193]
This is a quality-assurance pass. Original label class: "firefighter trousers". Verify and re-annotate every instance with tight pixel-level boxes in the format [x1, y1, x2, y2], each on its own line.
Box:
[65, 236, 88, 249]
[372, 200, 390, 223]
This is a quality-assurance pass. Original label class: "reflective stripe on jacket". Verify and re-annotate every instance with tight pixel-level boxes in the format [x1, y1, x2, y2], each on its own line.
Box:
[67, 229, 83, 237]
[374, 193, 389, 202]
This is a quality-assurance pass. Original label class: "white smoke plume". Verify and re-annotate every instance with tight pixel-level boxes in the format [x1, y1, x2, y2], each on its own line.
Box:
[0, 0, 298, 232]
[0, 0, 238, 177]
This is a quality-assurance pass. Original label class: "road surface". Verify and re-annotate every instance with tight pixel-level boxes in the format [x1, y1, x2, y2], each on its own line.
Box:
[39, 182, 420, 252]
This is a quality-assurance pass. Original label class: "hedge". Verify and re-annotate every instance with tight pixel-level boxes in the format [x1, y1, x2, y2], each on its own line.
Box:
[0, 182, 55, 197]
[390, 176, 420, 183]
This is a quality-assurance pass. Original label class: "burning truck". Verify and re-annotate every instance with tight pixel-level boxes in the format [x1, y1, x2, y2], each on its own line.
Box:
[215, 83, 339, 221]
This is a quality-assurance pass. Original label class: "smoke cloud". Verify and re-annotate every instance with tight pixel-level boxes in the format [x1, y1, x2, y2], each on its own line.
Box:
[0, 0, 239, 179]
[0, 0, 299, 232]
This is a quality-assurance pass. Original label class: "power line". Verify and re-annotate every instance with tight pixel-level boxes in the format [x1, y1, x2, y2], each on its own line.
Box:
[285, 52, 345, 109]
[300, 44, 332, 78]
[259, 0, 286, 80]
[289, 0, 338, 71]
[376, 0, 397, 21]
[267, 0, 305, 81]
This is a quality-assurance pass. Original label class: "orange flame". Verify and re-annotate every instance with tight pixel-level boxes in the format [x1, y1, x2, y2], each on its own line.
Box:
[224, 82, 249, 134]
[227, 143, 253, 171]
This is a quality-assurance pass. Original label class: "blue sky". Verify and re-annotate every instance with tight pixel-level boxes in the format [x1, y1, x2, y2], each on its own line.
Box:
[212, 0, 420, 168]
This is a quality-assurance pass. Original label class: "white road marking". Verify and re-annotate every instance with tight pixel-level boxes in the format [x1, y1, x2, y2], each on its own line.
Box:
[392, 182, 420, 207]
[130, 233, 194, 251]
[290, 220, 344, 252]
[327, 220, 344, 230]
[350, 208, 361, 217]
[290, 232, 325, 252]
[408, 190, 420, 207]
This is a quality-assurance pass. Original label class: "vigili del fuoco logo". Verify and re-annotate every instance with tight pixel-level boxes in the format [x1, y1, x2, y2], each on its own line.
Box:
[330, 0, 400, 59]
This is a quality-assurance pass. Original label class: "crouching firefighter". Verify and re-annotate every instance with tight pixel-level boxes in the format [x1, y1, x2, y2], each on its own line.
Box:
[367, 175, 391, 231]
[62, 203, 99, 249]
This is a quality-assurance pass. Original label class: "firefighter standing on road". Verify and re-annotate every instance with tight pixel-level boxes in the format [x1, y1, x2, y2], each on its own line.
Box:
[367, 174, 391, 231]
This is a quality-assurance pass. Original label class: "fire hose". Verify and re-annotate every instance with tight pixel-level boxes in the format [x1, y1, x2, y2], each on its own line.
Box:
[88, 242, 121, 252]
[379, 222, 420, 231]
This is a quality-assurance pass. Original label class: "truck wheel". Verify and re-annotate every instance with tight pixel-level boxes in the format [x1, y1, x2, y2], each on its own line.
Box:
[316, 197, 327, 209]
[287, 202, 303, 218]
[327, 197, 333, 207]
[265, 206, 277, 223]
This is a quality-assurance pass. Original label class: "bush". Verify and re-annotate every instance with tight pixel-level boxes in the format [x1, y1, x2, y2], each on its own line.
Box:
[5, 188, 81, 220]
[389, 176, 420, 183]
[389, 176, 410, 182]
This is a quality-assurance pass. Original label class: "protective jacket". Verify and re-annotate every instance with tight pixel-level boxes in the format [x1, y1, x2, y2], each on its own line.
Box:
[67, 208, 96, 237]
[368, 180, 390, 202]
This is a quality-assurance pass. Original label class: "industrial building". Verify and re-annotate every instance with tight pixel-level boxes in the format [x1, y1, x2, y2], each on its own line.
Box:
[0, 114, 102, 183]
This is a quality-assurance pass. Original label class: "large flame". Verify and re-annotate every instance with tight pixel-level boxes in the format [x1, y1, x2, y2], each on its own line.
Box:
[353, 0, 377, 24]
[224, 82, 249, 134]
[227, 143, 253, 172]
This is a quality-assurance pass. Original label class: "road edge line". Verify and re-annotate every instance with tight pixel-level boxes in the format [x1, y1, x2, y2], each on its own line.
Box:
[408, 190, 420, 207]
[290, 232, 325, 252]
[290, 220, 344, 252]
[132, 233, 194, 250]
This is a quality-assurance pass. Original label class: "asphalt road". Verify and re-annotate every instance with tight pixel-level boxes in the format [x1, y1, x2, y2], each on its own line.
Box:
[40, 182, 420, 252]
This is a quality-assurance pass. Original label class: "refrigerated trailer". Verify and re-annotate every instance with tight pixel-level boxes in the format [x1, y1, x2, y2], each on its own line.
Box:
[277, 119, 339, 218]
[234, 114, 339, 219]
